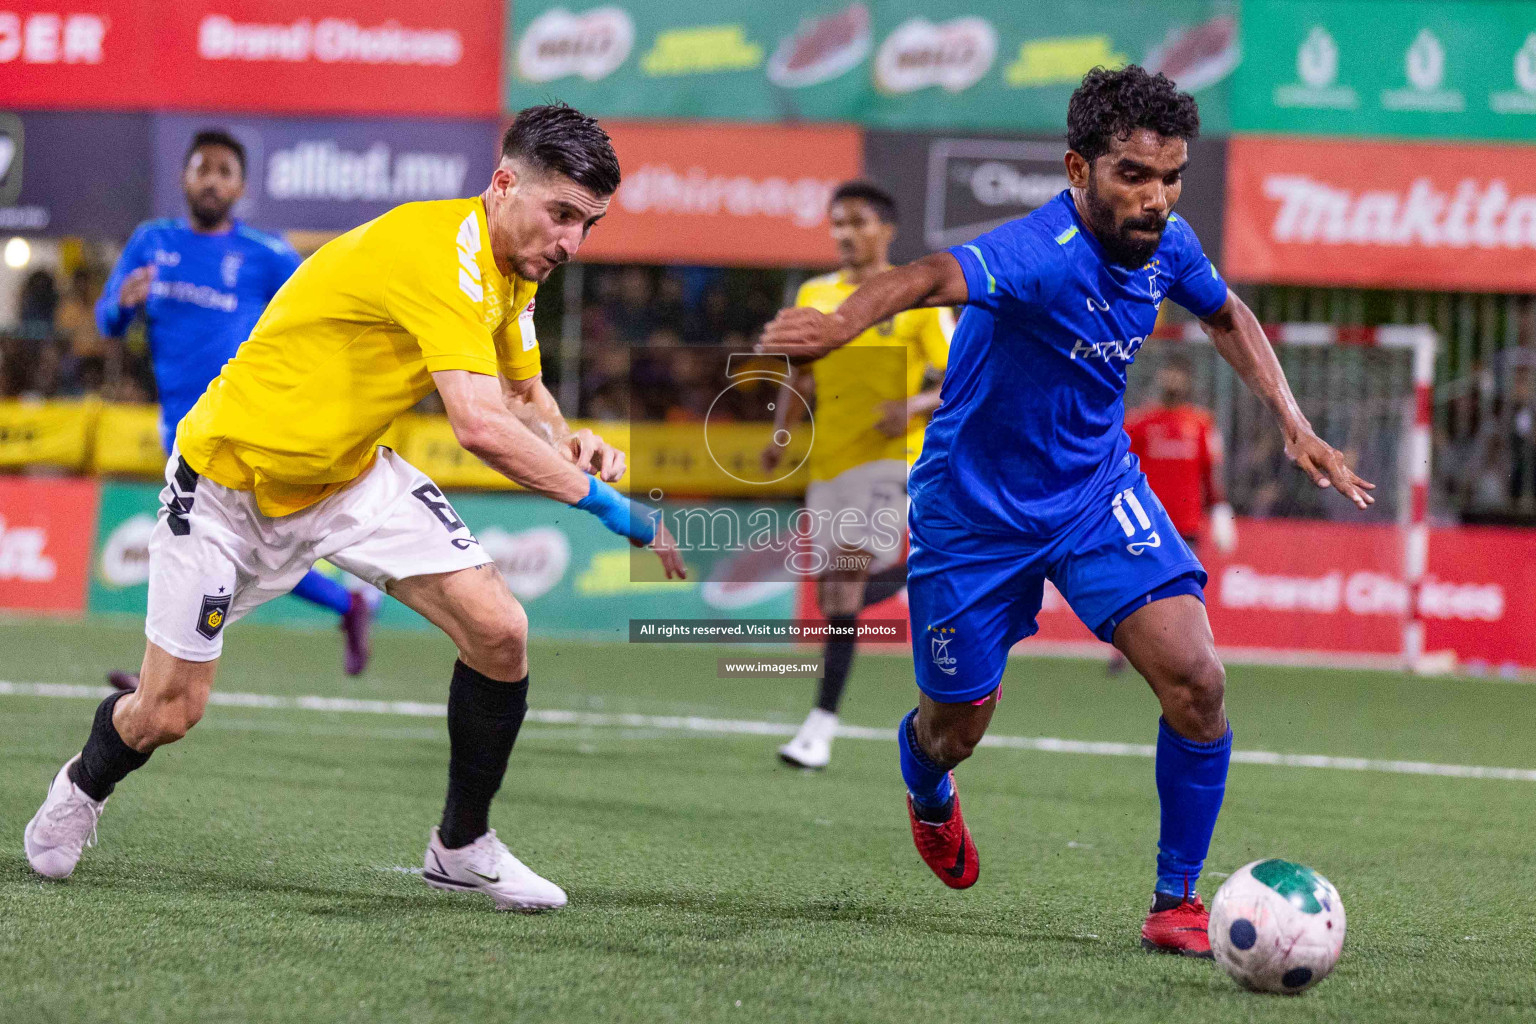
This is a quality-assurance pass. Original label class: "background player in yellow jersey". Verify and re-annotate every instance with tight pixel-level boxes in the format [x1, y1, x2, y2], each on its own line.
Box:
[765, 181, 952, 770]
[26, 105, 684, 911]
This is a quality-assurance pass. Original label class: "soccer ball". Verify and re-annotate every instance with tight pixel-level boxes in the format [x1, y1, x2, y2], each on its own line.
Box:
[1208, 859, 1346, 994]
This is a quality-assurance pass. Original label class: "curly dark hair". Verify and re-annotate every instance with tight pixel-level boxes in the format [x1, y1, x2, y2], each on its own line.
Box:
[1066, 65, 1200, 164]
[502, 102, 621, 196]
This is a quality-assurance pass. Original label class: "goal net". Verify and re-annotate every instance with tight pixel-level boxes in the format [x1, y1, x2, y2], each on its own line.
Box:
[1128, 323, 1436, 666]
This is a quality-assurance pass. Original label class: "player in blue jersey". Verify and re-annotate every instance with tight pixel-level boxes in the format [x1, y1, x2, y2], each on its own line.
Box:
[761, 67, 1373, 957]
[96, 129, 372, 683]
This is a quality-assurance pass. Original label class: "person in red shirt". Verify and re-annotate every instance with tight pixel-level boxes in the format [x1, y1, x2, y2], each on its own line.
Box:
[1127, 354, 1237, 548]
[1111, 355, 1236, 672]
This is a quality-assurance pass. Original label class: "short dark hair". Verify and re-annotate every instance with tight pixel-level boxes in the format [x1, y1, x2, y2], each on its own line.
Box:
[502, 103, 621, 197]
[829, 179, 897, 223]
[1067, 65, 1200, 164]
[185, 129, 246, 177]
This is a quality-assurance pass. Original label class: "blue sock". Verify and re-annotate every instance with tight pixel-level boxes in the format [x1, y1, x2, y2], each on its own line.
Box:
[1154, 717, 1232, 898]
[292, 569, 352, 616]
[898, 708, 954, 822]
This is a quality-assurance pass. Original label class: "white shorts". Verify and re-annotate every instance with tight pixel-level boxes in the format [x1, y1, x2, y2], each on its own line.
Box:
[146, 447, 491, 661]
[803, 458, 909, 572]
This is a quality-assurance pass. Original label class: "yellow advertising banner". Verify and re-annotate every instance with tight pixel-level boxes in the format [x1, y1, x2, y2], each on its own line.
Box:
[0, 399, 100, 471]
[93, 403, 165, 476]
[0, 405, 811, 499]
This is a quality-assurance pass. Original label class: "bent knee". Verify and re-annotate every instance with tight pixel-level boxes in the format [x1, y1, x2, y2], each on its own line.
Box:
[919, 718, 988, 766]
[460, 603, 529, 680]
[1160, 650, 1227, 730]
[129, 694, 205, 747]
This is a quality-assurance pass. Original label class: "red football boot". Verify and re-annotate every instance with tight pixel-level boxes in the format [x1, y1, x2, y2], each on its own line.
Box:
[1141, 893, 1214, 958]
[906, 775, 979, 889]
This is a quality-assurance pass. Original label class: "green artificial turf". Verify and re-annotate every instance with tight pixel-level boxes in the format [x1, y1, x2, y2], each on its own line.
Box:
[2, 618, 1533, 1023]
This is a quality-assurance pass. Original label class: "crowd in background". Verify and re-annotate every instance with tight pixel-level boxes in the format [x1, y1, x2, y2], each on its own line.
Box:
[9, 258, 1536, 524]
[5, 264, 154, 403]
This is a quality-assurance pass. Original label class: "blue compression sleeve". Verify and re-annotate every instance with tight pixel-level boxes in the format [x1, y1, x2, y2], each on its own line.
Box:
[573, 476, 657, 544]
[292, 569, 352, 616]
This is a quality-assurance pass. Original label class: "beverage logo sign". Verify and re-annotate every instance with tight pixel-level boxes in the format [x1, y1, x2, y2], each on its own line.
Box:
[478, 526, 570, 600]
[921, 139, 1068, 249]
[641, 24, 762, 77]
[873, 17, 996, 95]
[196, 15, 464, 66]
[516, 5, 633, 83]
[1004, 35, 1125, 88]
[767, 2, 870, 88]
[1382, 28, 1463, 112]
[1273, 25, 1358, 110]
[1225, 135, 1536, 293]
[1141, 14, 1240, 94]
[1490, 33, 1536, 116]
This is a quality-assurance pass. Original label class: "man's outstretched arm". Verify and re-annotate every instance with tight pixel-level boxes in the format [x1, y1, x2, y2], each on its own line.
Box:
[758, 252, 969, 360]
[436, 369, 685, 578]
[1198, 291, 1375, 509]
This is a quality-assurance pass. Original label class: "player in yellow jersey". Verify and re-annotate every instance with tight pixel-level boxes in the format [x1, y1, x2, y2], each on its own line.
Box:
[26, 105, 684, 910]
[764, 181, 952, 770]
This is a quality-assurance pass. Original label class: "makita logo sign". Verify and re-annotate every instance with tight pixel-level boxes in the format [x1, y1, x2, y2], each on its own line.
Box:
[266, 141, 469, 202]
[1263, 175, 1536, 251]
[198, 15, 463, 66]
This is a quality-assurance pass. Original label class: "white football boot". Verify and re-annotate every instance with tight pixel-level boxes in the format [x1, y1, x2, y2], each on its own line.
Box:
[778, 708, 838, 769]
[422, 827, 567, 912]
[24, 755, 107, 880]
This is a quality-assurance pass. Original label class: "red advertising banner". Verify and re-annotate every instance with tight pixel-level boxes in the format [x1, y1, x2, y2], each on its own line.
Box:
[1035, 518, 1536, 671]
[1, 0, 500, 116]
[0, 477, 98, 614]
[576, 121, 863, 267]
[1224, 135, 1536, 293]
[801, 517, 1536, 670]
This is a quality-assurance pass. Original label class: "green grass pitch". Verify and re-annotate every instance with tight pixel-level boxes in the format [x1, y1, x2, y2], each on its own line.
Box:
[2, 617, 1534, 1023]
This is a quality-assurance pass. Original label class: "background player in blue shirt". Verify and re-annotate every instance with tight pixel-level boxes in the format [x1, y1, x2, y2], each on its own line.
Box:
[761, 67, 1373, 957]
[97, 130, 372, 683]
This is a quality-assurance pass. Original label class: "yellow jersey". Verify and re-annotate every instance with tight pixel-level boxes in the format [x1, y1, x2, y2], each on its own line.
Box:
[177, 198, 541, 516]
[797, 271, 953, 482]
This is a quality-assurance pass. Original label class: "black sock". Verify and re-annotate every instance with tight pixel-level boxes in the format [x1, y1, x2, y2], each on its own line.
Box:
[815, 615, 859, 713]
[68, 691, 151, 801]
[439, 660, 528, 850]
[861, 564, 909, 610]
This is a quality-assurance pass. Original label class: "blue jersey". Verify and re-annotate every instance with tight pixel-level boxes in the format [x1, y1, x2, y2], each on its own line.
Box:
[96, 218, 301, 446]
[909, 190, 1229, 539]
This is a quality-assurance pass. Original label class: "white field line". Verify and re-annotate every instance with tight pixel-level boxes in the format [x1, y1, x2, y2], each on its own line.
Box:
[5, 680, 1536, 783]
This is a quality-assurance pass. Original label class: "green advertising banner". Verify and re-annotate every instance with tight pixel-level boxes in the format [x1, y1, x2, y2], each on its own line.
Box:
[507, 0, 1237, 134]
[1233, 0, 1536, 140]
[89, 485, 798, 640]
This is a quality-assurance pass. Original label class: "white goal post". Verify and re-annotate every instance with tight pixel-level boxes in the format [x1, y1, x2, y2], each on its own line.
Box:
[1137, 322, 1437, 671]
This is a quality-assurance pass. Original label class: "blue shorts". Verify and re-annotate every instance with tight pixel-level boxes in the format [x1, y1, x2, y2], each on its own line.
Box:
[908, 468, 1207, 703]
